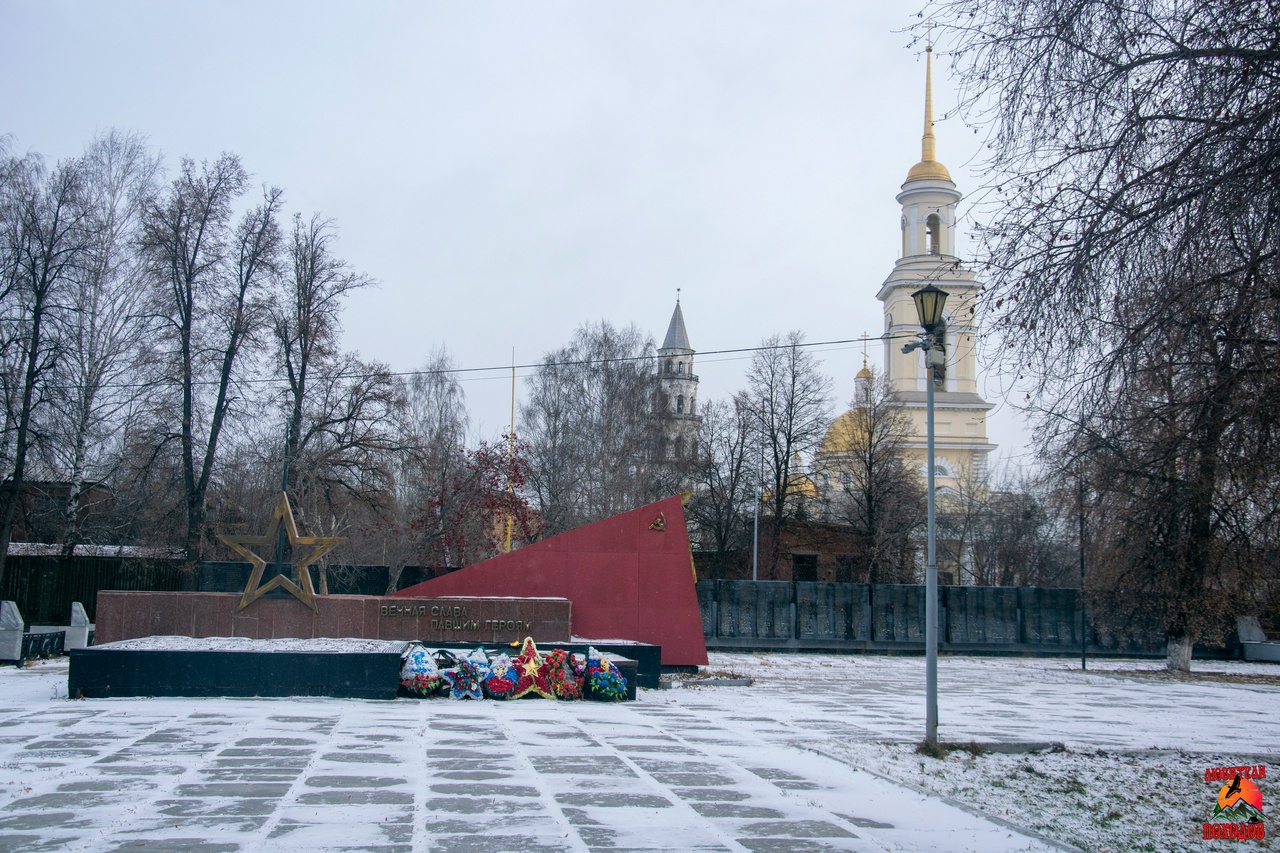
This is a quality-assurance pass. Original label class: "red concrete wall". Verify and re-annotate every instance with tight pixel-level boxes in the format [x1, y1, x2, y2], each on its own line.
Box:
[93, 591, 571, 645]
[394, 495, 708, 666]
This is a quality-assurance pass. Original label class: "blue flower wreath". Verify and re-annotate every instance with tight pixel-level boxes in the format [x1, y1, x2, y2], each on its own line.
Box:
[442, 657, 489, 700]
[401, 645, 445, 697]
[585, 646, 627, 701]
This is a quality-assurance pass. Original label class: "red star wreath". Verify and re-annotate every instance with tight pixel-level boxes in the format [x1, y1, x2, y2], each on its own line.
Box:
[510, 636, 555, 699]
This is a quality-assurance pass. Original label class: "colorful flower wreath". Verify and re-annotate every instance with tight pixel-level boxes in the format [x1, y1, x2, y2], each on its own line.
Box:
[400, 645, 446, 697]
[482, 652, 518, 699]
[443, 657, 488, 700]
[545, 649, 585, 700]
[586, 646, 628, 702]
[402, 672, 445, 697]
[401, 640, 628, 701]
[510, 637, 555, 699]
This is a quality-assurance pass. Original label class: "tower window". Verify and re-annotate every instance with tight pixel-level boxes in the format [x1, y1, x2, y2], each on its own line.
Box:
[927, 213, 941, 255]
[689, 396, 695, 415]
[678, 362, 684, 374]
[674, 437, 685, 459]
[677, 395, 685, 413]
[665, 361, 672, 374]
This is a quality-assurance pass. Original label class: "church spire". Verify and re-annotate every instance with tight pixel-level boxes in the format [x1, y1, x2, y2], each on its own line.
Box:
[922, 44, 936, 163]
[906, 43, 952, 184]
[662, 298, 691, 352]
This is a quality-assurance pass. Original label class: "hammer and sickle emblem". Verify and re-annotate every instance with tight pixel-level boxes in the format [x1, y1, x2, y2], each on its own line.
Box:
[648, 513, 666, 531]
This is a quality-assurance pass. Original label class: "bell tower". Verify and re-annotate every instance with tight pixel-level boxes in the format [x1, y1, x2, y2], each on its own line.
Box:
[657, 295, 700, 461]
[878, 45, 995, 485]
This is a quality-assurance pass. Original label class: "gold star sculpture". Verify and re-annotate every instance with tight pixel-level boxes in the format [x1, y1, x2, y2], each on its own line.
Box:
[217, 492, 343, 612]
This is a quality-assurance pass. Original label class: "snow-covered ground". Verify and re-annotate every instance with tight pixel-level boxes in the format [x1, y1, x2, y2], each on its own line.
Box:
[702, 653, 1279, 853]
[0, 651, 1274, 852]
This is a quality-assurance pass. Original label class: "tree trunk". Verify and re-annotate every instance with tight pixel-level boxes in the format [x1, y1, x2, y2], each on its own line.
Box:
[1166, 635, 1193, 673]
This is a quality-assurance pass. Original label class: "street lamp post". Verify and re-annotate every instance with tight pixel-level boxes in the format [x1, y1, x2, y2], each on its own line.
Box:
[752, 429, 761, 582]
[902, 284, 948, 745]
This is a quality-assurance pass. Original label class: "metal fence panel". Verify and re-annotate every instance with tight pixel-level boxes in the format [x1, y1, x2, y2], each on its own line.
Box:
[945, 586, 1020, 643]
[872, 584, 930, 642]
[1020, 587, 1079, 646]
[0, 556, 184, 625]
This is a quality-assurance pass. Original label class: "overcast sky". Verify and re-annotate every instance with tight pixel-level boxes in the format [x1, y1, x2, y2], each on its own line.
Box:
[0, 1, 1032, 468]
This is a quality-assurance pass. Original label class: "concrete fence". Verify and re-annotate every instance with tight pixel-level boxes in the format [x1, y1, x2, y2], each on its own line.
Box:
[697, 580, 1174, 656]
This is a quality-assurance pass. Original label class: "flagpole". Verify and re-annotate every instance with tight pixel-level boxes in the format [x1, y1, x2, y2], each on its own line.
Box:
[506, 348, 515, 553]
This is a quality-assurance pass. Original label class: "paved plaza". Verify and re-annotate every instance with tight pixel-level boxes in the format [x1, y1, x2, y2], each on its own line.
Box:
[0, 653, 1276, 852]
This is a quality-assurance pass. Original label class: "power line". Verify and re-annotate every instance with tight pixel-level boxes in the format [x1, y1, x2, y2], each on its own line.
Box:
[50, 332, 923, 392]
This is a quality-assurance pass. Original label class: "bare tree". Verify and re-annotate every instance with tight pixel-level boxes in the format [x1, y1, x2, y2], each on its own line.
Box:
[291, 354, 404, 516]
[35, 131, 161, 550]
[686, 394, 754, 578]
[393, 347, 471, 570]
[960, 467, 1073, 588]
[745, 331, 832, 579]
[815, 371, 923, 584]
[926, 0, 1280, 669]
[273, 212, 375, 477]
[142, 154, 283, 565]
[0, 151, 91, 587]
[521, 321, 662, 535]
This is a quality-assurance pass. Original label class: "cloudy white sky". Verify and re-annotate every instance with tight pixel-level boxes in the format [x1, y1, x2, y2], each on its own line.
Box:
[0, 1, 1032, 467]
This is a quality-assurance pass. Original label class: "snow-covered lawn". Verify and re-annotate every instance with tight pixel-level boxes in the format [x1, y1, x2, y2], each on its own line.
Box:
[700, 653, 1279, 853]
[0, 650, 1274, 852]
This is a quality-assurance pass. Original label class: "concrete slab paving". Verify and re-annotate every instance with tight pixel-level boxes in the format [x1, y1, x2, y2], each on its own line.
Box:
[0, 659, 1071, 852]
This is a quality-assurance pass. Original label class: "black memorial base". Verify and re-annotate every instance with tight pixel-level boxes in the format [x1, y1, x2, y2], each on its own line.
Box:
[68, 647, 405, 700]
[68, 642, 651, 702]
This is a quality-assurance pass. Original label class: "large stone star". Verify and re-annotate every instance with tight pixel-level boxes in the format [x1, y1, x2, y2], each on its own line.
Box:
[217, 492, 343, 611]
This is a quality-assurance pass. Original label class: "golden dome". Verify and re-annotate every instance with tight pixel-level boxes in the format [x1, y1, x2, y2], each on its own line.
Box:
[819, 409, 872, 455]
[855, 364, 874, 380]
[906, 159, 952, 183]
[905, 45, 952, 185]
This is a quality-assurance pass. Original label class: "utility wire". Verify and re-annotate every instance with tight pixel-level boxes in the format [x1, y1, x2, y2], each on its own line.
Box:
[49, 332, 926, 392]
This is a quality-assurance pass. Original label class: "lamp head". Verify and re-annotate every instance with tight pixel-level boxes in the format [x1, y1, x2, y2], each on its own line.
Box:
[911, 285, 949, 334]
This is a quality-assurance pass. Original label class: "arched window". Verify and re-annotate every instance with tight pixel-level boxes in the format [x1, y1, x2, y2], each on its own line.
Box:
[678, 362, 684, 374]
[926, 213, 941, 255]
[689, 396, 695, 415]
[665, 361, 673, 374]
[674, 437, 685, 459]
[921, 457, 952, 478]
[677, 395, 685, 413]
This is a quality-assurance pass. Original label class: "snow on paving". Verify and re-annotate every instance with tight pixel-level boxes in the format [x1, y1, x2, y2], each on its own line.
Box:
[0, 652, 1274, 852]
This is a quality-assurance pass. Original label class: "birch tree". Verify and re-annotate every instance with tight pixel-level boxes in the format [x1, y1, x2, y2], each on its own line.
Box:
[38, 131, 160, 550]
